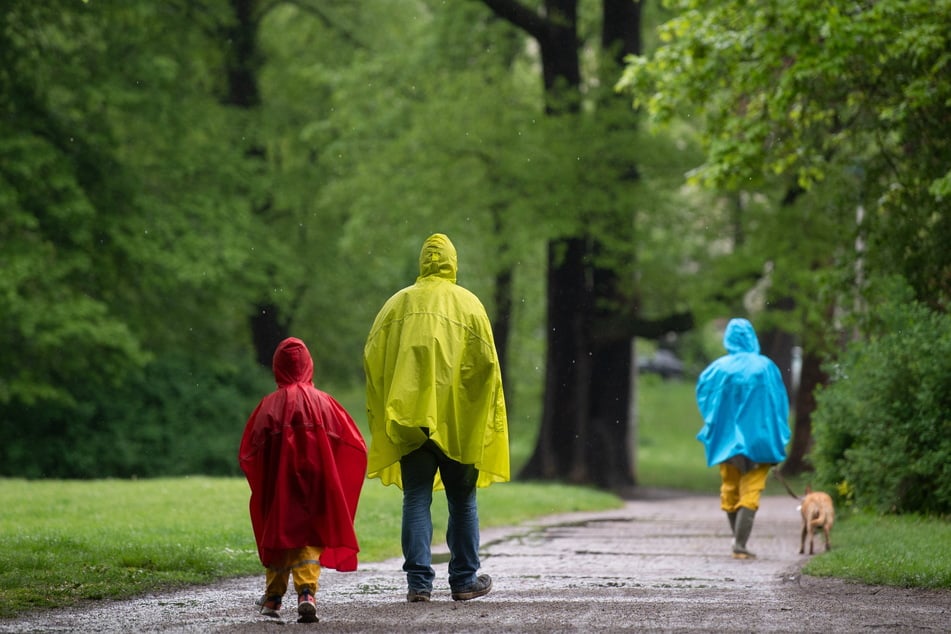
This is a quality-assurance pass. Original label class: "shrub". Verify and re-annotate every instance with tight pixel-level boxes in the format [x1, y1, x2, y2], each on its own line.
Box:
[0, 353, 272, 479]
[811, 300, 951, 514]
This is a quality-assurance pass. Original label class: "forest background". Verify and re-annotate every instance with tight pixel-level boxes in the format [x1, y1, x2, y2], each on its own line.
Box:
[1, 0, 948, 516]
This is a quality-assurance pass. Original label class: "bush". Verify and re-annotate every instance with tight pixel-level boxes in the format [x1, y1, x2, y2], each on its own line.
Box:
[0, 353, 272, 479]
[811, 300, 951, 514]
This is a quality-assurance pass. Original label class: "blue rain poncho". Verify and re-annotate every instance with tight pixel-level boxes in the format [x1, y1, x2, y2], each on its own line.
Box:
[364, 234, 510, 490]
[695, 318, 791, 467]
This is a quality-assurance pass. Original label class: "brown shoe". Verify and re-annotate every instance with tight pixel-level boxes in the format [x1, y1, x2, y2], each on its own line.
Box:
[451, 574, 492, 601]
[406, 589, 431, 602]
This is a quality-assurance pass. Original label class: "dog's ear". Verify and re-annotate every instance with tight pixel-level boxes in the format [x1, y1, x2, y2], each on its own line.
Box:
[805, 483, 813, 494]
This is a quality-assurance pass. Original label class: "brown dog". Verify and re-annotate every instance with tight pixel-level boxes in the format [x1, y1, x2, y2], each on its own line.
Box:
[799, 485, 835, 555]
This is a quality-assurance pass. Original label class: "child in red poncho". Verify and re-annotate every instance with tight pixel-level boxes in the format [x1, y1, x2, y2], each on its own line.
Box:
[239, 337, 367, 623]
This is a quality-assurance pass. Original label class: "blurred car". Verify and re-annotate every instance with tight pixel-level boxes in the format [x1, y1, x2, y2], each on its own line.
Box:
[637, 349, 684, 379]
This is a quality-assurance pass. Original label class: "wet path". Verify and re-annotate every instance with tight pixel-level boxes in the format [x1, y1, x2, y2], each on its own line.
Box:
[2, 494, 949, 632]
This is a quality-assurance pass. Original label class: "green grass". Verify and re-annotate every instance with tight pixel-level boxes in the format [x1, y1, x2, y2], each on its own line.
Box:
[0, 477, 255, 617]
[0, 477, 620, 619]
[636, 376, 719, 491]
[802, 511, 951, 588]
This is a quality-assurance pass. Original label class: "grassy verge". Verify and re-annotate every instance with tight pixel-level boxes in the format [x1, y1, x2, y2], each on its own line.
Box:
[0, 477, 619, 619]
[800, 512, 951, 588]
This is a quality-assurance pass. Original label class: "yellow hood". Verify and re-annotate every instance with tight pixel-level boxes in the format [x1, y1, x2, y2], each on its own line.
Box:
[417, 233, 457, 283]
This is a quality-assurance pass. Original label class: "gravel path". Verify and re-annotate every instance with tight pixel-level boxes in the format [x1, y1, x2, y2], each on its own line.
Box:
[2, 492, 949, 632]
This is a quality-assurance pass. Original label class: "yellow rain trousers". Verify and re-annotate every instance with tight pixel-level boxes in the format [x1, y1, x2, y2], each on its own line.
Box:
[264, 546, 323, 599]
[364, 233, 510, 490]
[719, 462, 771, 512]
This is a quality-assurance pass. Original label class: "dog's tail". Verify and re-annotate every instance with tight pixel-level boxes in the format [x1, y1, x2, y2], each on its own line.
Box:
[771, 466, 801, 500]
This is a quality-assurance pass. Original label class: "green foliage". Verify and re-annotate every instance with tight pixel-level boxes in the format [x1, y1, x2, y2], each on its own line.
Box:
[618, 0, 951, 307]
[0, 1, 269, 454]
[811, 295, 951, 514]
[5, 0, 879, 486]
[803, 511, 951, 589]
[0, 477, 258, 617]
[0, 355, 271, 479]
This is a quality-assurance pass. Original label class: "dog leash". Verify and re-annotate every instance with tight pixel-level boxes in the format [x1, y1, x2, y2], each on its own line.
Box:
[771, 466, 802, 500]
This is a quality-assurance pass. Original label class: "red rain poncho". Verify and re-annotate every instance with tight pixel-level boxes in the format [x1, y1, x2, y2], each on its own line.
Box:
[239, 337, 367, 571]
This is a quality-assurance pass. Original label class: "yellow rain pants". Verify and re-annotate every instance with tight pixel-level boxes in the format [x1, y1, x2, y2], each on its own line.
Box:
[264, 546, 323, 600]
[719, 462, 770, 512]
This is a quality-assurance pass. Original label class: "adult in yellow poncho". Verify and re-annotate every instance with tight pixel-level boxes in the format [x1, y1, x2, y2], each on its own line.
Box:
[364, 233, 509, 604]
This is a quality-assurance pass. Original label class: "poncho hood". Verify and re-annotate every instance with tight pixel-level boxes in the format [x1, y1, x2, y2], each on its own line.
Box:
[417, 233, 458, 283]
[695, 319, 790, 467]
[273, 337, 314, 386]
[723, 318, 760, 355]
[239, 337, 367, 571]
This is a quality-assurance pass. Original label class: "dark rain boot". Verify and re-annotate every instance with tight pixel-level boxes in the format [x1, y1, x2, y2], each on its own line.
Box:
[727, 511, 738, 536]
[732, 507, 757, 559]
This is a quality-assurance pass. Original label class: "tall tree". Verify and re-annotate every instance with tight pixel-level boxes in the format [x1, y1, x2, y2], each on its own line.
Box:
[213, 0, 287, 367]
[210, 0, 377, 372]
[479, 0, 693, 488]
[619, 0, 951, 308]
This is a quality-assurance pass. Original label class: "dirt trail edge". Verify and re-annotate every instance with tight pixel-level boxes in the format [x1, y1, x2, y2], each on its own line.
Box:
[3, 493, 948, 633]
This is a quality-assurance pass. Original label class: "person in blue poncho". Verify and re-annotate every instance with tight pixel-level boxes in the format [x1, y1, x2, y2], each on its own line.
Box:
[695, 318, 790, 559]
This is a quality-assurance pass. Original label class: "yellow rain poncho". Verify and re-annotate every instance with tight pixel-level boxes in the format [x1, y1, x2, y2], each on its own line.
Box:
[364, 234, 510, 490]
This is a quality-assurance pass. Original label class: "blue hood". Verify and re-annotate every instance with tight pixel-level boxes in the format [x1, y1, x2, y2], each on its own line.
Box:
[723, 318, 760, 354]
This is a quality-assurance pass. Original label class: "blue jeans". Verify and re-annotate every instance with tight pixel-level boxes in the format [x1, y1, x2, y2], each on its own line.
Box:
[399, 439, 480, 592]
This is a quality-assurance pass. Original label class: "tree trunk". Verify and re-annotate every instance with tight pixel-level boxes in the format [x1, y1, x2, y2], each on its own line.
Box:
[218, 0, 290, 367]
[491, 209, 515, 403]
[223, 0, 260, 109]
[520, 237, 590, 480]
[781, 349, 826, 475]
[249, 303, 290, 368]
[493, 266, 514, 401]
[759, 326, 796, 404]
[584, 0, 644, 488]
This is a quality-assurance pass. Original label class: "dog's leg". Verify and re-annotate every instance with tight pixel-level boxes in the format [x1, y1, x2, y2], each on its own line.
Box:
[823, 524, 832, 551]
[799, 523, 807, 554]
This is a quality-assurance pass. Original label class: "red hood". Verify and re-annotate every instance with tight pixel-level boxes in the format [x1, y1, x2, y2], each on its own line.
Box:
[272, 337, 314, 387]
